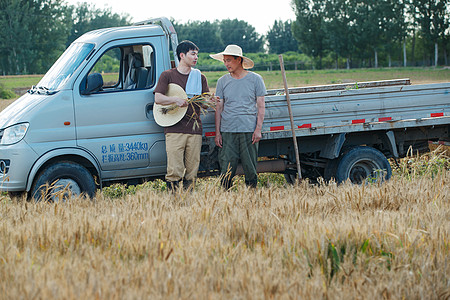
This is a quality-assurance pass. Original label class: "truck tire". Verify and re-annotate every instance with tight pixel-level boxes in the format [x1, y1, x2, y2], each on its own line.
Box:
[335, 146, 391, 184]
[31, 161, 96, 202]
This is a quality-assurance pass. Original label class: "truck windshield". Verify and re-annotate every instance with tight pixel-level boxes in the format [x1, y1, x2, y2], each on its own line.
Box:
[37, 42, 95, 91]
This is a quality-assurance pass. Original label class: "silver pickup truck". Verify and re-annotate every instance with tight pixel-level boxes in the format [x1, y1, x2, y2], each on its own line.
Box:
[0, 18, 449, 200]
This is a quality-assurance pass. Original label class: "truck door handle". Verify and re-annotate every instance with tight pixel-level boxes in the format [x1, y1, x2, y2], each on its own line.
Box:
[146, 103, 154, 119]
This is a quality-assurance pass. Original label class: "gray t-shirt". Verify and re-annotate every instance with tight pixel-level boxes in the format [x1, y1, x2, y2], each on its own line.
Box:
[216, 71, 267, 132]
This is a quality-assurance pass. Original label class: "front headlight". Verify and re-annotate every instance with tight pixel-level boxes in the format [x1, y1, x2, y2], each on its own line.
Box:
[0, 123, 29, 145]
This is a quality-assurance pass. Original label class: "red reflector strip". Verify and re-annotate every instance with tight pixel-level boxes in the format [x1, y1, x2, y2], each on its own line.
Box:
[352, 119, 365, 124]
[378, 117, 392, 122]
[431, 112, 444, 117]
[270, 126, 284, 131]
[205, 132, 215, 137]
[298, 124, 312, 128]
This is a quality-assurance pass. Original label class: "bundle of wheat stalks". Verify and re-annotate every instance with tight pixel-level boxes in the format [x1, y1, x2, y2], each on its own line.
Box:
[161, 92, 216, 130]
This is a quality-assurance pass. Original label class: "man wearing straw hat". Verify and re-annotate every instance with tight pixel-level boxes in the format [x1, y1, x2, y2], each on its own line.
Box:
[154, 40, 210, 190]
[210, 45, 266, 189]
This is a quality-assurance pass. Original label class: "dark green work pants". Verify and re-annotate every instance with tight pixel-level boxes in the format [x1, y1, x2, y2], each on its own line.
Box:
[219, 132, 258, 189]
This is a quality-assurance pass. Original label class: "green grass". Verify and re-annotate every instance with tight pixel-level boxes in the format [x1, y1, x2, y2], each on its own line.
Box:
[255, 67, 450, 90]
[1, 67, 449, 99]
[184, 67, 450, 90]
[0, 75, 42, 91]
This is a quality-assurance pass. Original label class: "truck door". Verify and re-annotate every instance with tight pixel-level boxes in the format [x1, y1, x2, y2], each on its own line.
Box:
[73, 38, 166, 173]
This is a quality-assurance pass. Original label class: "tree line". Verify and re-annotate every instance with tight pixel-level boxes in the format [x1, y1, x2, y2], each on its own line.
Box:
[0, 0, 129, 75]
[0, 0, 448, 75]
[290, 0, 449, 69]
[186, 0, 449, 70]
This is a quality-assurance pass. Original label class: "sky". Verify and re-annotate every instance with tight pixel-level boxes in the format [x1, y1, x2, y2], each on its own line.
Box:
[66, 0, 297, 35]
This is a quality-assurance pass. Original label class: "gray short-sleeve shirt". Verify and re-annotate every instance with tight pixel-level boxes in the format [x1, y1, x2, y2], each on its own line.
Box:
[216, 71, 266, 132]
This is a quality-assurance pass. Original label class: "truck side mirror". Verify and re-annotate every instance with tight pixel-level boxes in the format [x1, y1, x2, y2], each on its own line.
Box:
[81, 73, 103, 95]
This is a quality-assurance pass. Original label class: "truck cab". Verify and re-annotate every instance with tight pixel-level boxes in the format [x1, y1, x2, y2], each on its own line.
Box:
[0, 18, 179, 200]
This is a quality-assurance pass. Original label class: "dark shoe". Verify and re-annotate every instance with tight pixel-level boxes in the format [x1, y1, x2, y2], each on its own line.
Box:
[183, 180, 193, 190]
[220, 176, 233, 190]
[166, 180, 179, 191]
[245, 179, 257, 188]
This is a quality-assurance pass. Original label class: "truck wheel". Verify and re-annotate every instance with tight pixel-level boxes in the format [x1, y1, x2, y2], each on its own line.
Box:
[335, 146, 391, 184]
[31, 162, 96, 202]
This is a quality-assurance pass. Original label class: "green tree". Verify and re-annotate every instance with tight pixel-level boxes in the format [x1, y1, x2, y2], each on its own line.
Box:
[219, 19, 264, 53]
[0, 0, 70, 75]
[323, 0, 353, 68]
[266, 20, 299, 54]
[347, 0, 385, 67]
[66, 2, 130, 46]
[175, 19, 264, 53]
[382, 0, 407, 67]
[348, 0, 407, 68]
[292, 0, 328, 68]
[175, 20, 223, 53]
[413, 0, 449, 66]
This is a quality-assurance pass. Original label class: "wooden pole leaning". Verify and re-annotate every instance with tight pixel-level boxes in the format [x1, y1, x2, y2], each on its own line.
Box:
[278, 55, 302, 181]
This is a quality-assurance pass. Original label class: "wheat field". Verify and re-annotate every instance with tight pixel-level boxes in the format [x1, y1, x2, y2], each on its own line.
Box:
[0, 161, 449, 299]
[0, 72, 449, 299]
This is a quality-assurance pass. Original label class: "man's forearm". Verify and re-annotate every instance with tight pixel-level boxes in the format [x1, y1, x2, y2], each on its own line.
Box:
[215, 112, 222, 134]
[155, 93, 184, 106]
[215, 100, 223, 134]
[255, 96, 265, 131]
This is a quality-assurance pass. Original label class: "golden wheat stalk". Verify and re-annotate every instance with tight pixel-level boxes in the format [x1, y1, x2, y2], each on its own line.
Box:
[185, 93, 216, 130]
[160, 92, 215, 116]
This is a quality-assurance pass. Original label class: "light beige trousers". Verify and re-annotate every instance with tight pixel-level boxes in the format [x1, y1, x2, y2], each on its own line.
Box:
[165, 133, 202, 182]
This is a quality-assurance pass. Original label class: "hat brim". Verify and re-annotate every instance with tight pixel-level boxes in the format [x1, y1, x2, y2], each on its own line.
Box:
[209, 53, 254, 69]
[153, 83, 188, 127]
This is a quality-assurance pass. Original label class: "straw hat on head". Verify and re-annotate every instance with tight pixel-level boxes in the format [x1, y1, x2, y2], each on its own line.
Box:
[153, 83, 188, 127]
[210, 45, 254, 69]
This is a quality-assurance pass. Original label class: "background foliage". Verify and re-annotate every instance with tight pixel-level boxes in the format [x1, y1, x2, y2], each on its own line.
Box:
[291, 0, 449, 69]
[0, 0, 449, 75]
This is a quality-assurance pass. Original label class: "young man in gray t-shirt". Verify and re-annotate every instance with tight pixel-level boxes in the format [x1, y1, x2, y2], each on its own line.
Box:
[210, 45, 266, 188]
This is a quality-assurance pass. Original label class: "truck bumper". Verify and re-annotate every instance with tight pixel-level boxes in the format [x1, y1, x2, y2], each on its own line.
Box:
[0, 141, 38, 192]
